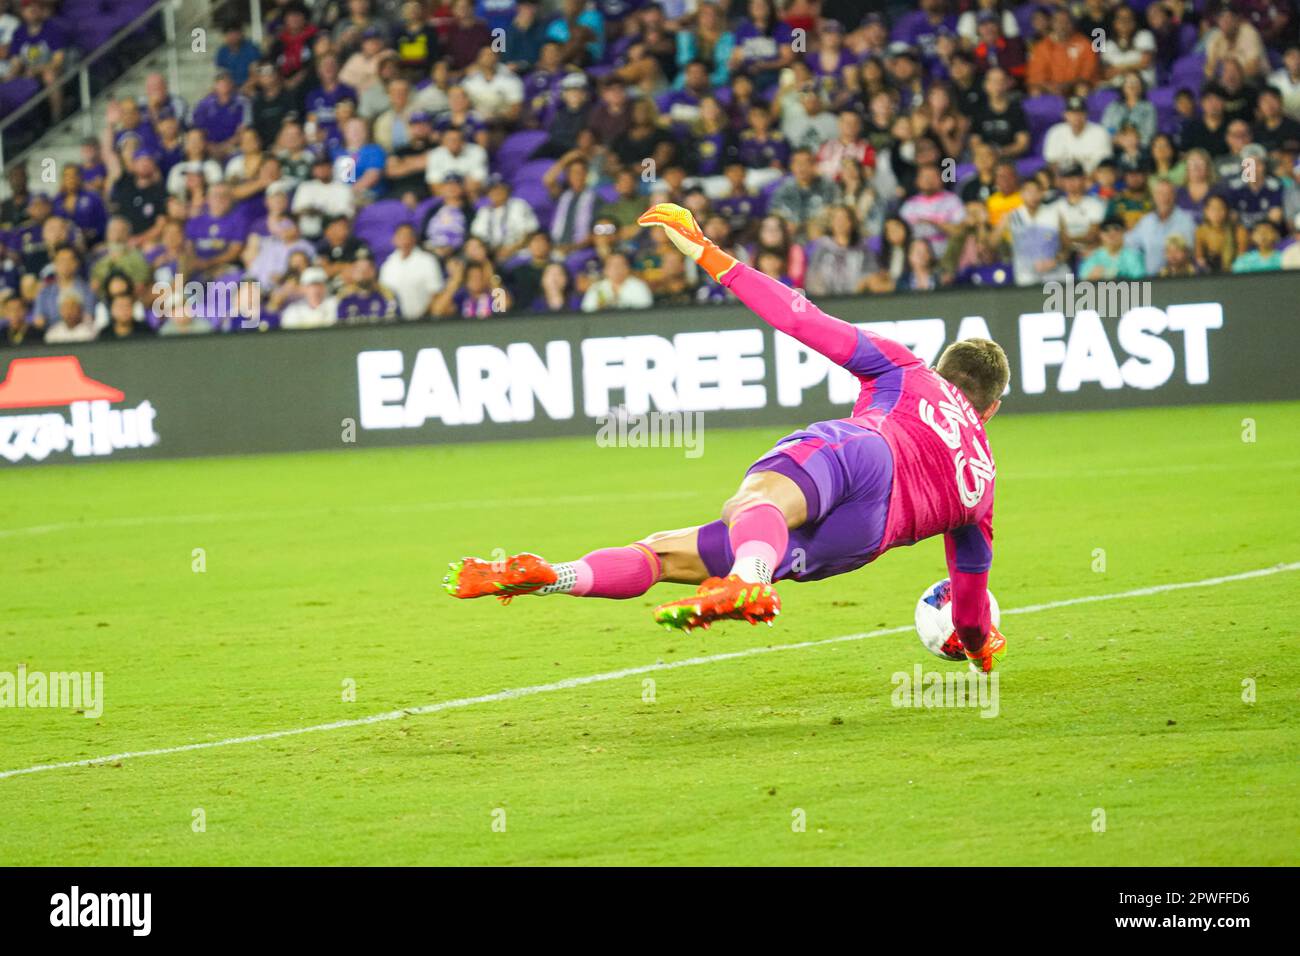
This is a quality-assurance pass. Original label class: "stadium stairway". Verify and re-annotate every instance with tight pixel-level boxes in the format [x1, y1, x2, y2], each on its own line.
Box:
[0, 0, 222, 201]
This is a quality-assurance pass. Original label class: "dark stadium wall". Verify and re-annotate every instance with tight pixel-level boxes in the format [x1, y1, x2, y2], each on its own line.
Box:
[3, 273, 1299, 467]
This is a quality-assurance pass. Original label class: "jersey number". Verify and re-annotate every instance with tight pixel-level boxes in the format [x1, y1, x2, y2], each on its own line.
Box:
[919, 387, 996, 509]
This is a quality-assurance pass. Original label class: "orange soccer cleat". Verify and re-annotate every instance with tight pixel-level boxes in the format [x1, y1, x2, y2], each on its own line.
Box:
[443, 552, 557, 604]
[637, 203, 738, 282]
[964, 624, 1007, 673]
[652, 575, 781, 632]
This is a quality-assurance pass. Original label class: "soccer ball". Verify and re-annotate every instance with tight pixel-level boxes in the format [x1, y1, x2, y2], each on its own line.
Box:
[914, 579, 1001, 661]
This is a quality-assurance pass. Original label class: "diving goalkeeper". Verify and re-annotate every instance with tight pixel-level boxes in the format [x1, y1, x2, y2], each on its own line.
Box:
[445, 203, 1010, 672]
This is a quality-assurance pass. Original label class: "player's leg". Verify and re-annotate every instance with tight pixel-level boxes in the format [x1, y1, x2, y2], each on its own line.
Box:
[443, 525, 711, 602]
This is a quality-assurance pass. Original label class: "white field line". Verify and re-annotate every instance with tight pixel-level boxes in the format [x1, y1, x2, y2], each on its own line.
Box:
[2, 561, 1296, 782]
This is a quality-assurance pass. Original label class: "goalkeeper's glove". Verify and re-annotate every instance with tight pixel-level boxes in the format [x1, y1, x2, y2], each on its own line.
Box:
[637, 202, 738, 283]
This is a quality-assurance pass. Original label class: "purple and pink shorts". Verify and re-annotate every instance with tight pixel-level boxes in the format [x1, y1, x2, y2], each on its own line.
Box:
[697, 419, 894, 582]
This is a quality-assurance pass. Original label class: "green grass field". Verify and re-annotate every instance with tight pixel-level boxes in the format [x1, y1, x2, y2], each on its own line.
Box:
[1, 401, 1297, 866]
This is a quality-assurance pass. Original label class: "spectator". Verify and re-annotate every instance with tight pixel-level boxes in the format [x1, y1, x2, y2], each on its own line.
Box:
[34, 245, 93, 329]
[805, 205, 875, 295]
[1176, 149, 1217, 220]
[379, 222, 443, 318]
[192, 70, 252, 160]
[1102, 74, 1157, 146]
[1179, 87, 1229, 158]
[1100, 5, 1156, 89]
[546, 156, 599, 253]
[332, 0, 392, 51]
[268, 3, 319, 85]
[216, 21, 261, 89]
[1194, 194, 1239, 272]
[1079, 216, 1146, 279]
[986, 160, 1024, 228]
[1269, 46, 1300, 120]
[281, 266, 340, 327]
[292, 152, 356, 238]
[1159, 234, 1198, 277]
[8, 0, 69, 118]
[336, 249, 398, 324]
[1108, 154, 1155, 229]
[1044, 96, 1113, 174]
[424, 126, 489, 193]
[1126, 179, 1197, 275]
[462, 46, 524, 123]
[305, 53, 358, 147]
[1205, 7, 1267, 80]
[447, 0, 493, 70]
[970, 67, 1030, 160]
[340, 28, 396, 98]
[1053, 162, 1106, 256]
[899, 163, 965, 259]
[434, 259, 504, 318]
[499, 2, 546, 74]
[165, 129, 224, 198]
[1026, 8, 1099, 97]
[581, 252, 653, 312]
[471, 176, 540, 260]
[1, 295, 41, 347]
[1231, 220, 1283, 271]
[540, 72, 594, 159]
[1224, 144, 1287, 235]
[768, 149, 836, 233]
[43, 289, 97, 344]
[333, 116, 387, 202]
[184, 185, 245, 280]
[98, 292, 155, 340]
[394, 0, 441, 75]
[532, 261, 578, 313]
[1003, 177, 1070, 286]
[896, 237, 943, 292]
[815, 110, 874, 184]
[1254, 86, 1300, 155]
[109, 151, 168, 245]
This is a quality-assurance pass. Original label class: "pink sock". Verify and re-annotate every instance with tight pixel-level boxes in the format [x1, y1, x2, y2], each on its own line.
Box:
[728, 503, 787, 582]
[572, 544, 661, 598]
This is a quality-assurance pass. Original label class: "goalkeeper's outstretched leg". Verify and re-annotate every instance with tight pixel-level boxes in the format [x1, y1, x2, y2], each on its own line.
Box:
[443, 469, 808, 632]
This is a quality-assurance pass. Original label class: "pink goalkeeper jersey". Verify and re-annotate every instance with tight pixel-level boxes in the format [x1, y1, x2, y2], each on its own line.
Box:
[840, 329, 997, 560]
[720, 262, 998, 642]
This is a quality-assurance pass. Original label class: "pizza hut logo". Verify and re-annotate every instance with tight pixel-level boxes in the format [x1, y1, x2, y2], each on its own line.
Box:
[0, 356, 159, 463]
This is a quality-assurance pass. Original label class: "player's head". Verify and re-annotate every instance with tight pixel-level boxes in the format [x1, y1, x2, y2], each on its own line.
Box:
[936, 339, 1009, 422]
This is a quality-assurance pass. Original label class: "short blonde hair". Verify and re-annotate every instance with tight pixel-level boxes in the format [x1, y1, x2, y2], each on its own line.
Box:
[936, 338, 1010, 413]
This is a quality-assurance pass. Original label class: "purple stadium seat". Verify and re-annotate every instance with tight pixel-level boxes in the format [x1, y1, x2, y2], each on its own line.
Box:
[510, 157, 553, 189]
[414, 196, 442, 224]
[1088, 87, 1119, 123]
[0, 77, 39, 114]
[1148, 85, 1181, 136]
[1016, 155, 1046, 179]
[493, 130, 547, 179]
[512, 180, 554, 222]
[1012, 3, 1038, 40]
[355, 200, 415, 259]
[1171, 52, 1205, 90]
[1022, 95, 1065, 153]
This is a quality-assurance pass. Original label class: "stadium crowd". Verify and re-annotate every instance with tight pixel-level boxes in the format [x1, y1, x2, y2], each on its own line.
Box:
[3, 0, 1300, 341]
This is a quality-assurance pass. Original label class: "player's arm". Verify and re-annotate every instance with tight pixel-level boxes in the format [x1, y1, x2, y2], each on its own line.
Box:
[944, 511, 996, 654]
[638, 203, 918, 378]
